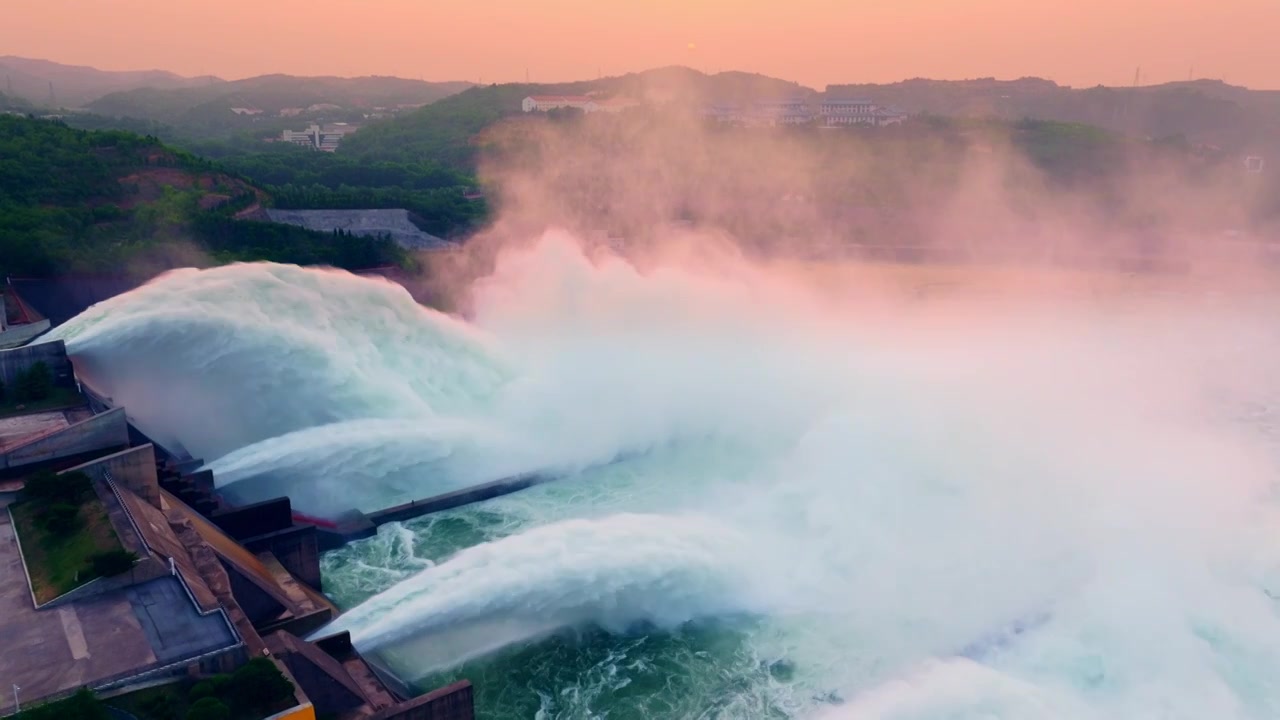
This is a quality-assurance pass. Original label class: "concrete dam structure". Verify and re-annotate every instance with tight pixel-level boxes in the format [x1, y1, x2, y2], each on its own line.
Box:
[263, 208, 448, 251]
[0, 335, 476, 718]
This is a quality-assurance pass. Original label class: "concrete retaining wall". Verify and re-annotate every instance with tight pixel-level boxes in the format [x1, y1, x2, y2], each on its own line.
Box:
[264, 209, 447, 251]
[40, 554, 169, 609]
[367, 473, 546, 526]
[0, 339, 73, 388]
[66, 444, 161, 509]
[370, 681, 474, 720]
[243, 525, 323, 591]
[211, 498, 294, 540]
[0, 407, 130, 471]
[0, 320, 51, 350]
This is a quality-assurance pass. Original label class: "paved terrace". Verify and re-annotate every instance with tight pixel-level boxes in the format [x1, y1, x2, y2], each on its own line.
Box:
[0, 412, 69, 451]
[0, 510, 237, 714]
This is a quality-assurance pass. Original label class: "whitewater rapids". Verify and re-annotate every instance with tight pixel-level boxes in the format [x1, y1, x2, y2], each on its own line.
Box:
[50, 233, 1280, 719]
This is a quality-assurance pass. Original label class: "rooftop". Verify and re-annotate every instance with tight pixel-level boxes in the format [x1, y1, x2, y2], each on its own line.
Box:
[0, 511, 239, 714]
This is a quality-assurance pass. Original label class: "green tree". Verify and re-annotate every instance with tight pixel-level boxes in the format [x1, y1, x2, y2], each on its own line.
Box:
[22, 470, 92, 505]
[15, 688, 107, 720]
[184, 697, 230, 720]
[40, 503, 82, 536]
[90, 549, 138, 576]
[138, 693, 179, 720]
[227, 658, 294, 713]
[187, 675, 231, 703]
[15, 361, 54, 402]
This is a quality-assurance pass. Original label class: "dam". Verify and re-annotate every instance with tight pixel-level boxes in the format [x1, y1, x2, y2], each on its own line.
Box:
[81, 378, 555, 553]
[33, 250, 1280, 720]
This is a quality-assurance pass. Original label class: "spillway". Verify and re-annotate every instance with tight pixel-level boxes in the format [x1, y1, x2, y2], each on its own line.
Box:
[50, 233, 1280, 719]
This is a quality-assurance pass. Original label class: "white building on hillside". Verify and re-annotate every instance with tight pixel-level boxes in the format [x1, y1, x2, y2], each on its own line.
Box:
[281, 122, 360, 152]
[820, 99, 907, 127]
[585, 97, 640, 113]
[702, 104, 743, 123]
[752, 99, 815, 126]
[521, 95, 593, 112]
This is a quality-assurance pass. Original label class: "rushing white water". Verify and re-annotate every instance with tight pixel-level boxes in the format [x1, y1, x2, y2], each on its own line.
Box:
[50, 232, 1280, 719]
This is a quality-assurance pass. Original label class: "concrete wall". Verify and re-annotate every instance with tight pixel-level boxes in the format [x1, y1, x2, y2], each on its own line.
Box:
[40, 554, 168, 608]
[244, 525, 323, 592]
[160, 469, 217, 514]
[367, 473, 545, 526]
[0, 339, 73, 388]
[0, 320, 51, 350]
[0, 406, 130, 471]
[211, 498, 294, 540]
[66, 444, 161, 509]
[370, 682, 474, 720]
[273, 644, 367, 716]
[264, 208, 447, 251]
[224, 562, 288, 626]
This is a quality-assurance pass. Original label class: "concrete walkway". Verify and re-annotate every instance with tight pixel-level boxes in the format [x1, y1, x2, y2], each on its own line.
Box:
[0, 511, 156, 713]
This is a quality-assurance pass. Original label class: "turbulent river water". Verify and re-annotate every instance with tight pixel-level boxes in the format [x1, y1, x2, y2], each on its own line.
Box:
[48, 233, 1280, 719]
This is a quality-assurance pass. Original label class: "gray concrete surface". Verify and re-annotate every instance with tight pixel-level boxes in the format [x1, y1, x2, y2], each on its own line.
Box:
[126, 578, 236, 664]
[264, 208, 448, 250]
[0, 339, 72, 389]
[0, 411, 68, 450]
[69, 443, 160, 509]
[0, 511, 153, 714]
[0, 407, 129, 470]
[0, 514, 235, 714]
[0, 320, 51, 350]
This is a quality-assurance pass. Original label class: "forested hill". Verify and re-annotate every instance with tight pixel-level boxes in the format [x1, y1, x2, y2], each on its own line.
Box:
[341, 68, 1280, 170]
[824, 77, 1280, 154]
[0, 55, 217, 108]
[0, 116, 408, 277]
[338, 67, 808, 168]
[83, 75, 474, 140]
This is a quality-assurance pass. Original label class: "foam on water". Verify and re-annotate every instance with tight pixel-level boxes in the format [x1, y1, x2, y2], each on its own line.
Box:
[50, 233, 1280, 718]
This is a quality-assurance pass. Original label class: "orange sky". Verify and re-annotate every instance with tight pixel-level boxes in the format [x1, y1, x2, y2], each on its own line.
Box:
[4, 0, 1278, 89]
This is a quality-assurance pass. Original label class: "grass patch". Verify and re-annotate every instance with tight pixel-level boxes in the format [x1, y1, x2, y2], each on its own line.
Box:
[0, 387, 86, 420]
[11, 496, 125, 604]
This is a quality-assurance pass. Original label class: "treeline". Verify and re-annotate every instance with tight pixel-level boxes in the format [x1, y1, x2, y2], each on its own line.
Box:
[0, 116, 410, 277]
[338, 84, 539, 169]
[193, 213, 407, 269]
[215, 148, 473, 190]
[0, 115, 159, 204]
[203, 148, 488, 237]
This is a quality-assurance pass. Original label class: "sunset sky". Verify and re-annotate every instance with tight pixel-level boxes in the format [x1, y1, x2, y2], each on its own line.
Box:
[4, 0, 1278, 89]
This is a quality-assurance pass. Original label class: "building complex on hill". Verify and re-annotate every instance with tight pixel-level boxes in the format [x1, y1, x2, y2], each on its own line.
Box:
[280, 122, 360, 152]
[705, 97, 908, 127]
[518, 93, 905, 126]
[521, 95, 641, 114]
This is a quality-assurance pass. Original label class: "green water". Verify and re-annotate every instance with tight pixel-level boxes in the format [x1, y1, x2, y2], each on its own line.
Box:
[319, 507, 833, 720]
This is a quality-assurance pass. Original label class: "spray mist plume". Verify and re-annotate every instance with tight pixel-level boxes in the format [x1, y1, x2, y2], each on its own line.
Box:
[48, 107, 1280, 719]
